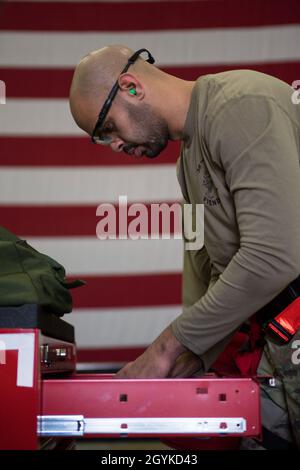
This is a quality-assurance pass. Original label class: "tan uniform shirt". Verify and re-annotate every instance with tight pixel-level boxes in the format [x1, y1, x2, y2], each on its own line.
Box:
[170, 70, 300, 369]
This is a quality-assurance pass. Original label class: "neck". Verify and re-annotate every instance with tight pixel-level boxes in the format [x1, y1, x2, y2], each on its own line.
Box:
[161, 77, 196, 141]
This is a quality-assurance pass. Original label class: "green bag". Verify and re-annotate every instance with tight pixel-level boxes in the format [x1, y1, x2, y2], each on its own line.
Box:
[0, 226, 85, 317]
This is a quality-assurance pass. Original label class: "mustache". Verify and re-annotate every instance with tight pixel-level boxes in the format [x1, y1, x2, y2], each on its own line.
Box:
[122, 143, 158, 159]
[122, 143, 137, 155]
[123, 143, 147, 159]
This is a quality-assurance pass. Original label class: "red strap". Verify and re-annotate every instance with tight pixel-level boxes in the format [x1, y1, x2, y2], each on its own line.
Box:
[211, 331, 248, 376]
[233, 345, 263, 376]
[212, 315, 264, 377]
[274, 296, 300, 335]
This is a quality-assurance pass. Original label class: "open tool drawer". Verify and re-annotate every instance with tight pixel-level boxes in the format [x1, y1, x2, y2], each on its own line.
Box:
[38, 374, 261, 439]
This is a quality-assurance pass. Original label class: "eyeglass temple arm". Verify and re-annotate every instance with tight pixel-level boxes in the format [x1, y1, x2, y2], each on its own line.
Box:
[92, 48, 155, 139]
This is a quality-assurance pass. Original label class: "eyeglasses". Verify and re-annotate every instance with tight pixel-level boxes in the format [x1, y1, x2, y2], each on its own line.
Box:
[91, 48, 155, 145]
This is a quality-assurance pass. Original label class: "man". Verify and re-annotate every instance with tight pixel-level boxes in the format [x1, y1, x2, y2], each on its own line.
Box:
[70, 45, 300, 449]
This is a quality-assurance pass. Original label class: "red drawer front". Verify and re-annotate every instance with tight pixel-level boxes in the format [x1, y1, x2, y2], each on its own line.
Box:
[40, 374, 261, 439]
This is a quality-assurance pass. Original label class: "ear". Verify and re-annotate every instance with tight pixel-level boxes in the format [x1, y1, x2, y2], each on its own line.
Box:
[118, 72, 145, 100]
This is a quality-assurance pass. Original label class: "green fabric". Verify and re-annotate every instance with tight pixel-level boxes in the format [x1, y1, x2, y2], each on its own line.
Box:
[0, 226, 85, 316]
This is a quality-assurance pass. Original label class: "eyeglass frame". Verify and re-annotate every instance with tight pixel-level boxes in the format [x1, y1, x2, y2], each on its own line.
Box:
[91, 48, 155, 144]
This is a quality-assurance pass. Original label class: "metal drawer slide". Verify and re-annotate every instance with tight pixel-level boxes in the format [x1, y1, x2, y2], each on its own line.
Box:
[38, 415, 246, 437]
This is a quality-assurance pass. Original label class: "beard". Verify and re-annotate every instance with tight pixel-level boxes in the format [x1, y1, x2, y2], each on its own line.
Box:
[121, 101, 170, 159]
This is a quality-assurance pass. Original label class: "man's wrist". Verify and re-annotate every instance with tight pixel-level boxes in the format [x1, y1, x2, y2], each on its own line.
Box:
[151, 325, 188, 362]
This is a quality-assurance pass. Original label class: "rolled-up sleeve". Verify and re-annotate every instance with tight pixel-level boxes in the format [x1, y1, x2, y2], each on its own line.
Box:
[171, 96, 300, 355]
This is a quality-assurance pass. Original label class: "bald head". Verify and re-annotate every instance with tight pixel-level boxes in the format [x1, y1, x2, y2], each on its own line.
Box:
[69, 44, 195, 154]
[69, 44, 158, 133]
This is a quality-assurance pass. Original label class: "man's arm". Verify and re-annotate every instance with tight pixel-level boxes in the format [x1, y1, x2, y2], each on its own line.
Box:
[171, 95, 300, 355]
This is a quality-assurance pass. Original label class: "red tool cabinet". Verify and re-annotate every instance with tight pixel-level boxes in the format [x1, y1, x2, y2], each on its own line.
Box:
[0, 305, 261, 450]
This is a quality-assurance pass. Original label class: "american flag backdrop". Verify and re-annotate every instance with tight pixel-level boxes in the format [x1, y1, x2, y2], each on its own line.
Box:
[0, 0, 299, 370]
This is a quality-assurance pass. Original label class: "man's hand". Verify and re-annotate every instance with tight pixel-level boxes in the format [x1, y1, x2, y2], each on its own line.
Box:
[114, 325, 188, 379]
[167, 351, 204, 378]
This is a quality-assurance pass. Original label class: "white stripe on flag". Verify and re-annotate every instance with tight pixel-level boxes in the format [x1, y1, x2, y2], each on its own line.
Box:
[0, 100, 83, 135]
[68, 306, 181, 347]
[25, 237, 184, 274]
[0, 166, 181, 204]
[0, 25, 299, 67]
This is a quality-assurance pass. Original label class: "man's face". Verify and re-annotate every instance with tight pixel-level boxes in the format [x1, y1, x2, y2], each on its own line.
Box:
[96, 98, 170, 159]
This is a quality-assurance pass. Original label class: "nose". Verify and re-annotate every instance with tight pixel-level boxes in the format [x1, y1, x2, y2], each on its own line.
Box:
[110, 136, 125, 153]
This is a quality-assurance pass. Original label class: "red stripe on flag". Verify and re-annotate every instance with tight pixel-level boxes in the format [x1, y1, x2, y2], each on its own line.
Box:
[0, 203, 181, 237]
[77, 347, 146, 363]
[0, 137, 180, 166]
[2, 68, 73, 98]
[1, 62, 299, 99]
[70, 273, 182, 308]
[0, 1, 298, 31]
